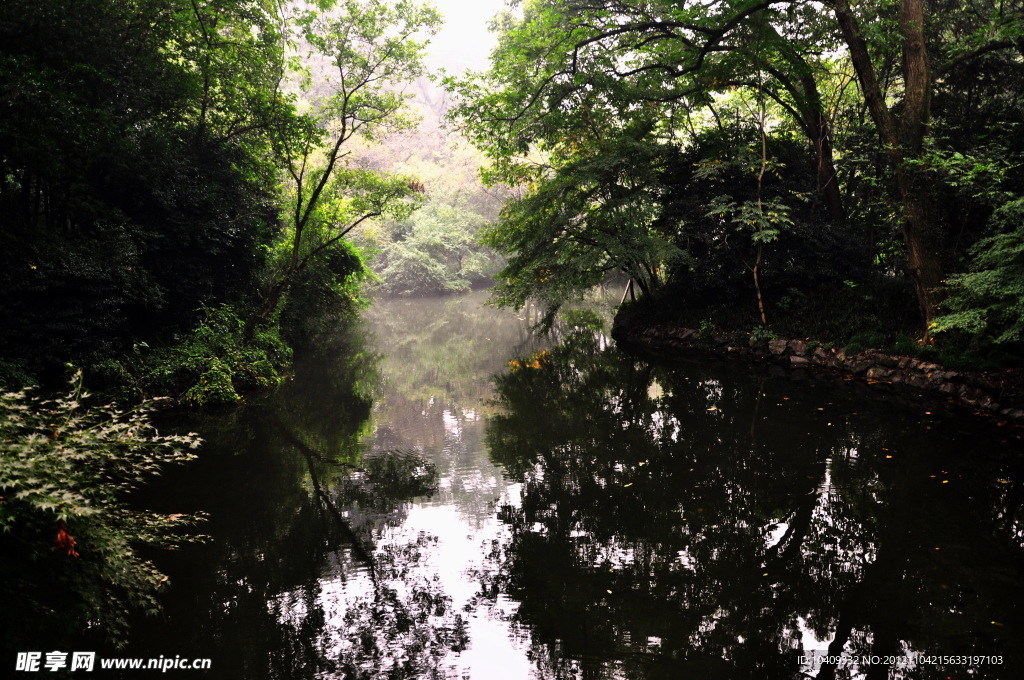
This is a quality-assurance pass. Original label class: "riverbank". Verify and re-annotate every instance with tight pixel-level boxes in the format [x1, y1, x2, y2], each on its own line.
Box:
[612, 312, 1024, 423]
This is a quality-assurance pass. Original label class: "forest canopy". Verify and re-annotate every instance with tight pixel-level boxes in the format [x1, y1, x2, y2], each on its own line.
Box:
[0, 0, 443, 395]
[448, 0, 1024, 360]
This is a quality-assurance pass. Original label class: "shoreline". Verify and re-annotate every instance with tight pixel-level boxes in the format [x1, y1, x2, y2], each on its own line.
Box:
[611, 313, 1024, 424]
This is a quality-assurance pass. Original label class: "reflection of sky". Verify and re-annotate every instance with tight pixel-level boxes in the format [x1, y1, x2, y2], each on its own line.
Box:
[359, 296, 535, 674]
[269, 293, 1023, 678]
[385, 503, 532, 676]
[274, 294, 538, 676]
[273, 481, 532, 677]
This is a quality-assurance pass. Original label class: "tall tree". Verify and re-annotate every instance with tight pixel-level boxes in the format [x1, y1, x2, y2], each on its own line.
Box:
[830, 0, 1024, 330]
[260, 0, 442, 319]
[453, 0, 1024, 333]
[0, 0, 286, 372]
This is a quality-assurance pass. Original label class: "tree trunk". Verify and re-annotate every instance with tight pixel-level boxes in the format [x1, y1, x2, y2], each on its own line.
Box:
[832, 0, 944, 330]
[897, 166, 944, 325]
[762, 19, 847, 222]
[807, 106, 846, 222]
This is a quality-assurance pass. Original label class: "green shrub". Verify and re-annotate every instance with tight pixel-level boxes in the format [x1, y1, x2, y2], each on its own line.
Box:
[893, 335, 918, 355]
[847, 331, 887, 351]
[0, 360, 34, 389]
[141, 305, 291, 404]
[933, 197, 1024, 353]
[750, 326, 779, 342]
[0, 371, 205, 645]
[182, 359, 239, 407]
[561, 309, 605, 332]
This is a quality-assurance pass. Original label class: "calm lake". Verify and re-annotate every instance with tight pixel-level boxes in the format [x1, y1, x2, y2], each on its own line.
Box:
[118, 291, 1023, 679]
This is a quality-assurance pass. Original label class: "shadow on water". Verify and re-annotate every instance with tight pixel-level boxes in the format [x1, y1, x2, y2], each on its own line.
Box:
[112, 292, 541, 679]
[23, 293, 1023, 680]
[480, 326, 1024, 679]
[119, 316, 470, 680]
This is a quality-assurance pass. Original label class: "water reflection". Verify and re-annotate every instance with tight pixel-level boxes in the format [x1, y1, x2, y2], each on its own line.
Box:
[111, 295, 1024, 680]
[120, 293, 541, 679]
[484, 327, 1024, 679]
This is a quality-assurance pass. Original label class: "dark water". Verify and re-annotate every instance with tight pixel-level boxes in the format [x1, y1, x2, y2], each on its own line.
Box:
[111, 293, 1024, 678]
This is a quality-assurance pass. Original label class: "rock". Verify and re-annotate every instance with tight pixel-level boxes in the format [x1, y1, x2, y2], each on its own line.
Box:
[768, 339, 787, 355]
[866, 366, 892, 380]
[845, 360, 870, 375]
[788, 340, 808, 356]
[789, 355, 811, 367]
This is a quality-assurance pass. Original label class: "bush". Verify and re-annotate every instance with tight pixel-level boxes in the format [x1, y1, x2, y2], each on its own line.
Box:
[376, 242, 471, 297]
[0, 371, 205, 645]
[933, 197, 1024, 354]
[140, 305, 291, 406]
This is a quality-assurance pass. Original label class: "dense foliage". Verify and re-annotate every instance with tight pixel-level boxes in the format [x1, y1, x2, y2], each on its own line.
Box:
[0, 373, 204, 646]
[357, 79, 506, 297]
[0, 0, 439, 650]
[0, 0, 439, 392]
[449, 0, 1024, 360]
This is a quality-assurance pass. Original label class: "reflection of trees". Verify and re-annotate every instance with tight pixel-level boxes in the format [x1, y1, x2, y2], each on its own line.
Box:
[484, 330, 1024, 679]
[126, 326, 465, 679]
[361, 292, 544, 524]
[366, 291, 539, 412]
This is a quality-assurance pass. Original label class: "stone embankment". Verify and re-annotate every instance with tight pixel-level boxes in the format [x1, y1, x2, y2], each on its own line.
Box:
[612, 317, 1024, 422]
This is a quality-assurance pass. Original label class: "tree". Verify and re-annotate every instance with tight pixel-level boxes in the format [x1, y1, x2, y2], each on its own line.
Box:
[448, 0, 849, 322]
[0, 0, 287, 375]
[827, 0, 1024, 329]
[260, 0, 442, 318]
[932, 198, 1024, 351]
[482, 119, 684, 317]
[452, 0, 1024, 336]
